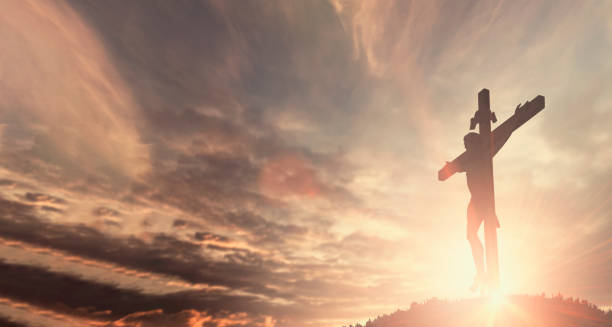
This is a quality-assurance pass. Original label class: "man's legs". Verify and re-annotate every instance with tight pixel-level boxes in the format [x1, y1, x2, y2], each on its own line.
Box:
[467, 199, 485, 291]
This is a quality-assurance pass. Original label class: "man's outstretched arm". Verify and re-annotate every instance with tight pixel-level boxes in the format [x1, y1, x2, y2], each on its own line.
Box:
[438, 153, 469, 181]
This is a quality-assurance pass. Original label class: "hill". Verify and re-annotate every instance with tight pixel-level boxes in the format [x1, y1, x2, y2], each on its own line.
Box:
[345, 294, 612, 327]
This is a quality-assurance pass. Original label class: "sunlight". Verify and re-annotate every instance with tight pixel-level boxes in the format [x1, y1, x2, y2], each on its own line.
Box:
[488, 292, 506, 309]
[482, 292, 509, 327]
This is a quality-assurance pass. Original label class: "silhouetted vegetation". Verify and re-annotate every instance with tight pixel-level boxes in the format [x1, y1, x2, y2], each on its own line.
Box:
[343, 294, 612, 327]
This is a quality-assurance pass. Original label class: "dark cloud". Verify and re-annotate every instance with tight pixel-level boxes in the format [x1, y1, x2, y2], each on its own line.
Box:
[0, 197, 299, 301]
[64, 0, 363, 197]
[225, 211, 308, 246]
[0, 245, 383, 326]
[0, 179, 17, 187]
[2, 0, 364, 273]
[92, 207, 121, 218]
[0, 316, 27, 327]
[0, 260, 272, 323]
[172, 219, 188, 228]
[23, 192, 66, 205]
[104, 309, 275, 327]
[39, 206, 64, 214]
[172, 218, 204, 230]
[67, 0, 368, 125]
[194, 232, 230, 243]
[0, 198, 232, 282]
[0, 195, 401, 325]
[1, 0, 611, 326]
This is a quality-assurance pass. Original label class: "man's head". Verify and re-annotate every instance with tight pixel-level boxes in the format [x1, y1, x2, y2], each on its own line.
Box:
[464, 132, 481, 151]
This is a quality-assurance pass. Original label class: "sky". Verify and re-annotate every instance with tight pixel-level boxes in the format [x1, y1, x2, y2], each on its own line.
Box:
[0, 0, 611, 326]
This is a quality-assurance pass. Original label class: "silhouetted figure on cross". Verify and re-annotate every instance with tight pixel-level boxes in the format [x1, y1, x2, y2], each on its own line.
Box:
[438, 89, 545, 293]
[461, 131, 504, 292]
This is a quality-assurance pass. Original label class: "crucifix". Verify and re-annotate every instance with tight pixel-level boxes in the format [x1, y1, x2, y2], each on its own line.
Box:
[438, 89, 545, 292]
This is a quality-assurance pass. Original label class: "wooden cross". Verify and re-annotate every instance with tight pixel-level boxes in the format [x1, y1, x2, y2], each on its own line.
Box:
[438, 89, 545, 291]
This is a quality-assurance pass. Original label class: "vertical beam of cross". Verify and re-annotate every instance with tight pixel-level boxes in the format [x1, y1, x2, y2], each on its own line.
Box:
[476, 89, 500, 290]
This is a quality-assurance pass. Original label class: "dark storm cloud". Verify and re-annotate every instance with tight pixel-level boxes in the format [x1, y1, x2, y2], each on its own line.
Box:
[0, 260, 273, 324]
[0, 196, 303, 300]
[0, 258, 376, 326]
[0, 198, 237, 283]
[0, 317, 26, 327]
[0, 195, 394, 323]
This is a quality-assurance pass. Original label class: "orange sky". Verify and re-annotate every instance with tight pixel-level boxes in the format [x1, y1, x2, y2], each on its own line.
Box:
[0, 1, 611, 326]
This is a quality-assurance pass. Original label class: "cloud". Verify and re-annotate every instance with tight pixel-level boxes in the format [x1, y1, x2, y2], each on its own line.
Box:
[105, 309, 276, 327]
[0, 196, 315, 303]
[0, 260, 273, 322]
[23, 192, 66, 205]
[0, 0, 150, 189]
[1, 0, 611, 326]
[0, 316, 26, 327]
[194, 232, 230, 243]
[0, 194, 416, 326]
[0, 272, 275, 327]
[92, 207, 121, 218]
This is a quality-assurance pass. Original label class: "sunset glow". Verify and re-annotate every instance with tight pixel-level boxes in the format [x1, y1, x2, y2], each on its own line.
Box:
[0, 0, 611, 326]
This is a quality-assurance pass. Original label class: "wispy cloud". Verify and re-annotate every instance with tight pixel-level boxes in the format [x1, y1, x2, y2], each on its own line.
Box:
[0, 0, 610, 326]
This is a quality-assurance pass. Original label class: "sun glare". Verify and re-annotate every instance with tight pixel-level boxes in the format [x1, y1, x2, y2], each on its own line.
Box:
[489, 292, 506, 309]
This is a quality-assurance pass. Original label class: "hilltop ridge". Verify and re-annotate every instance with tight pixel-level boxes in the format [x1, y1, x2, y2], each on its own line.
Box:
[344, 294, 612, 327]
